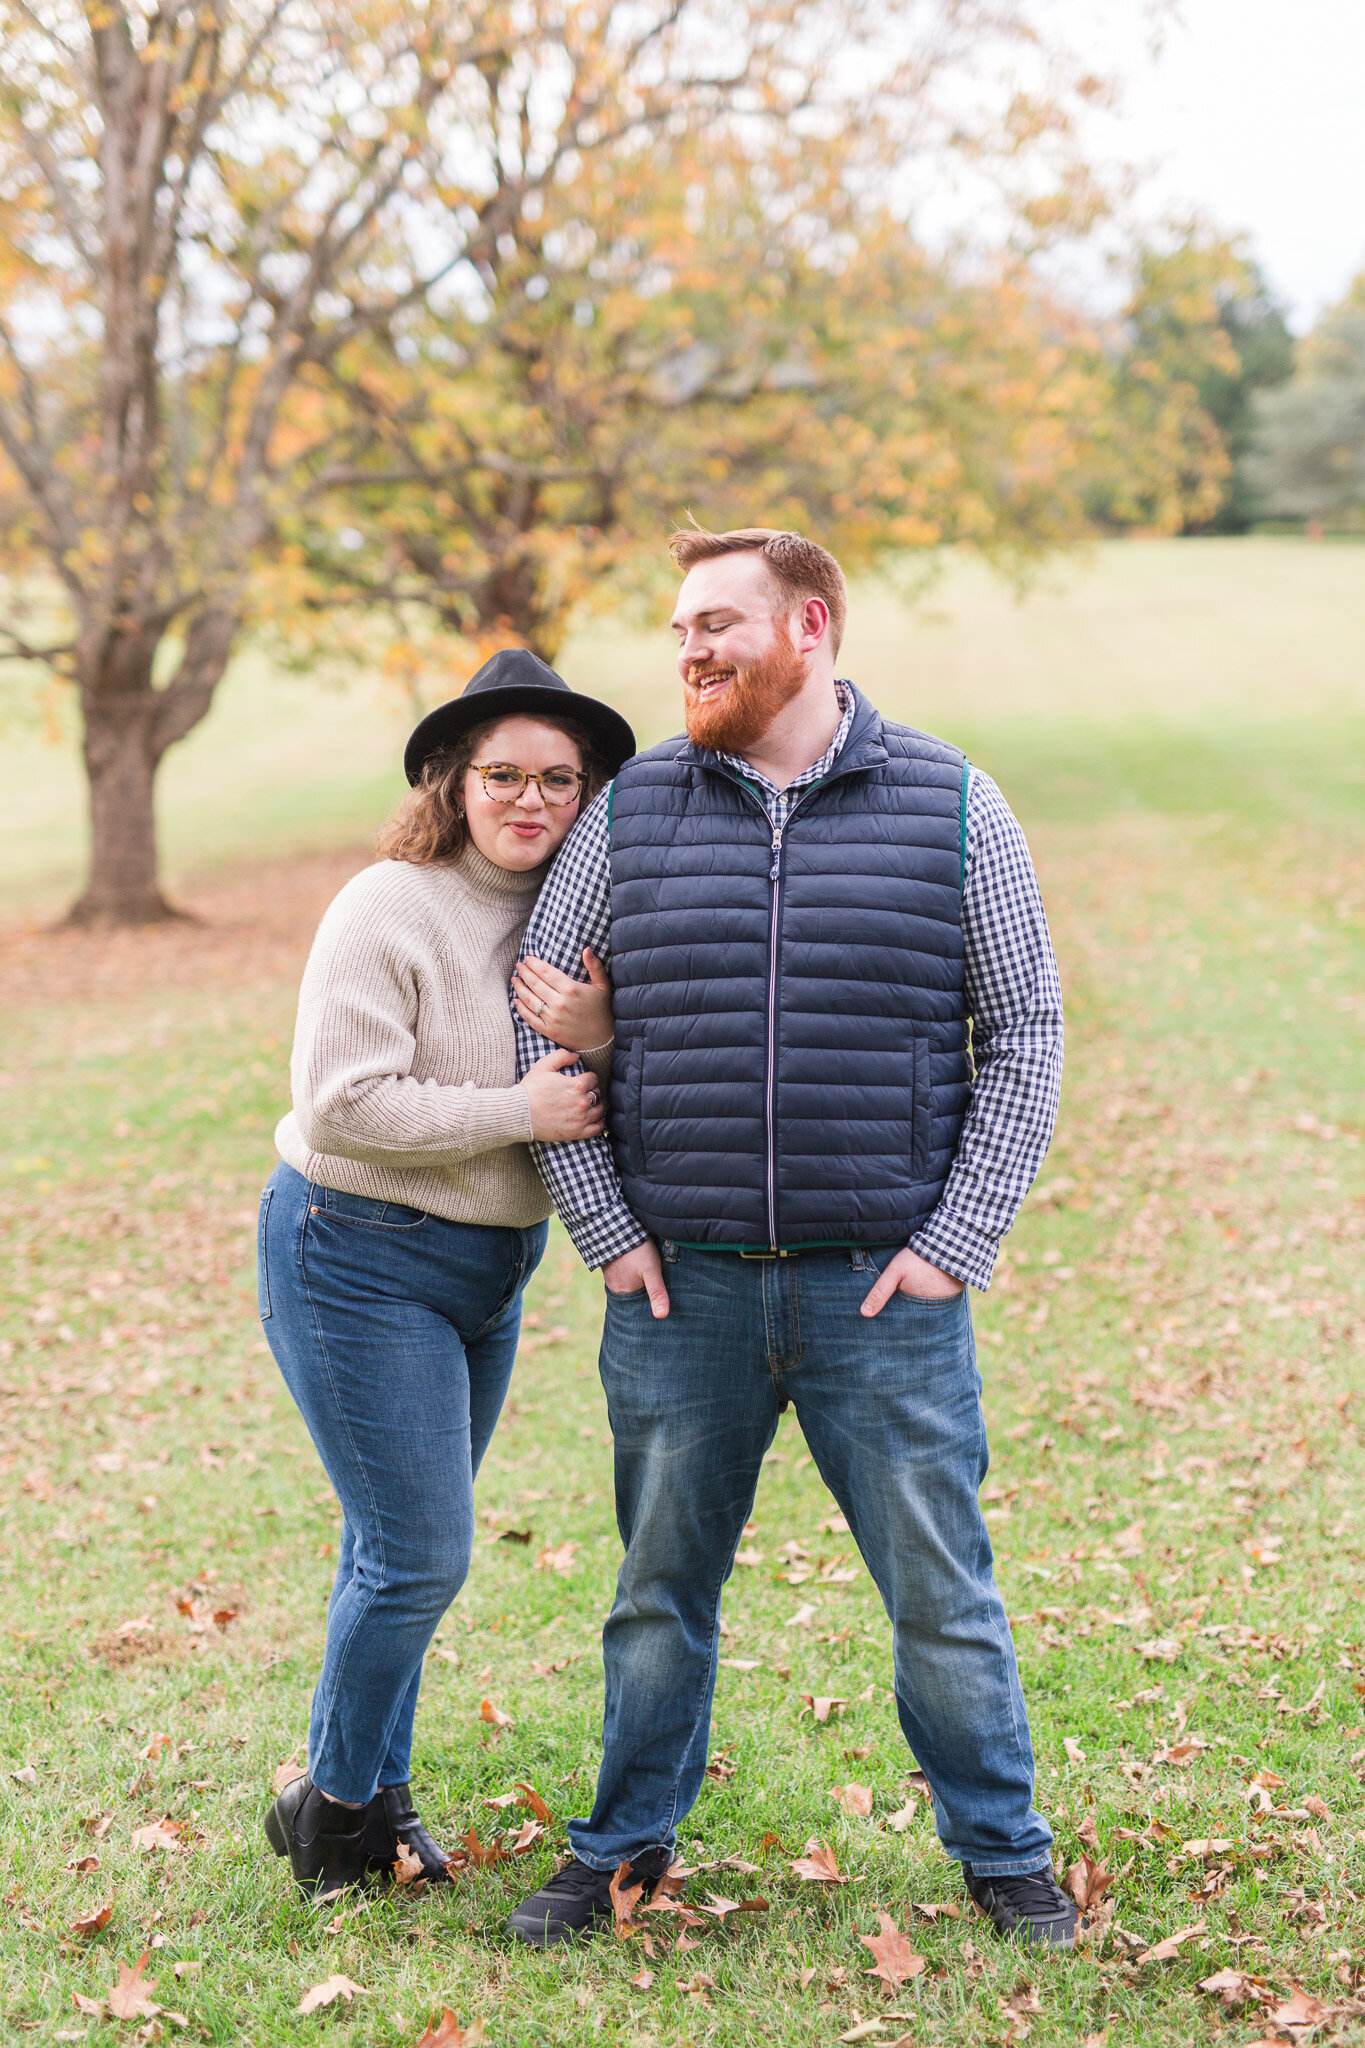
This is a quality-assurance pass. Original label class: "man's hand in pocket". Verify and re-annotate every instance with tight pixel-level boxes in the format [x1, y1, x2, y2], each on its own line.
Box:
[602, 1240, 670, 1318]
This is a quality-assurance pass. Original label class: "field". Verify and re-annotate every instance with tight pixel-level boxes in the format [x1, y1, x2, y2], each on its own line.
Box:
[1, 536, 1363, 2047]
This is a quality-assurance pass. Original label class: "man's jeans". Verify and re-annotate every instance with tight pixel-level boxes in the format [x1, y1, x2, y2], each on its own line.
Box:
[258, 1162, 547, 1804]
[568, 1243, 1052, 1877]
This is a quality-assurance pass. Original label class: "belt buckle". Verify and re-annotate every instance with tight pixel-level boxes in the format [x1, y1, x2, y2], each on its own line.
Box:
[738, 1247, 788, 1260]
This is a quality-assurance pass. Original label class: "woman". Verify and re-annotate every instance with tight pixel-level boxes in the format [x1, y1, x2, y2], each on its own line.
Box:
[259, 649, 634, 1904]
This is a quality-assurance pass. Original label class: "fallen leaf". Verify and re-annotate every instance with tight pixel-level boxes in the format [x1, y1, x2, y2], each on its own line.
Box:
[65, 1854, 102, 1875]
[458, 1825, 507, 1870]
[273, 1757, 306, 1795]
[1198, 1967, 1259, 2010]
[70, 1901, 114, 1939]
[734, 1548, 766, 1567]
[860, 1911, 927, 1990]
[609, 1861, 644, 1935]
[393, 1839, 424, 1886]
[758, 1832, 785, 1855]
[83, 1814, 115, 1839]
[831, 1783, 874, 1818]
[1303, 1795, 1331, 1821]
[839, 2022, 886, 2043]
[1137, 1919, 1206, 1964]
[1181, 1838, 1235, 1859]
[1065, 1854, 1115, 1914]
[414, 2012, 484, 2047]
[516, 1782, 553, 1822]
[510, 1818, 544, 1854]
[790, 1839, 849, 1884]
[1077, 1812, 1102, 1855]
[131, 1820, 184, 1854]
[787, 1603, 818, 1628]
[1063, 1737, 1087, 1766]
[629, 1969, 654, 1990]
[496, 1527, 533, 1544]
[535, 1541, 578, 1574]
[478, 1698, 513, 1729]
[140, 1733, 172, 1760]
[677, 1973, 715, 1999]
[820, 1513, 851, 1534]
[1134, 1638, 1182, 1665]
[108, 1954, 160, 2022]
[172, 1962, 201, 1981]
[72, 1992, 105, 2017]
[698, 1893, 745, 1920]
[800, 1694, 848, 1724]
[913, 1900, 961, 1921]
[298, 1974, 369, 2014]
[1268, 1987, 1331, 2030]
[884, 1801, 920, 1833]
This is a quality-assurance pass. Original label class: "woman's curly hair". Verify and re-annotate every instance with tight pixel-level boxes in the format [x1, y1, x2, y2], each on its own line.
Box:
[376, 711, 606, 865]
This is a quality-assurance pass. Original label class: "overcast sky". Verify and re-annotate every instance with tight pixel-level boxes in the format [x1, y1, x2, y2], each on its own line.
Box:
[1097, 0, 1365, 329]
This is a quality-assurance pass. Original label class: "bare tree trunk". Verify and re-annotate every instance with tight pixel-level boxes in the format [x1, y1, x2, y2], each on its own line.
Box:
[66, 688, 181, 927]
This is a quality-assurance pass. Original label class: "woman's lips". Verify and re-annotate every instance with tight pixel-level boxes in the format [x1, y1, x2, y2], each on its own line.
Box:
[507, 821, 546, 837]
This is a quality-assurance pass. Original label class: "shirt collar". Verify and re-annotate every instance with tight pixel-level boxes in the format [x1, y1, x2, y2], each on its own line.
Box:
[715, 679, 854, 797]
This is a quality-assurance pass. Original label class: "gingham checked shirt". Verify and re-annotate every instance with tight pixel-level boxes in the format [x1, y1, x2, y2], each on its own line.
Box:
[512, 684, 1063, 1289]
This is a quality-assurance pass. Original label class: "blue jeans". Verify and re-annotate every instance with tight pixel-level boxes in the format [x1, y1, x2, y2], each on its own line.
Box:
[568, 1243, 1052, 1877]
[258, 1162, 547, 1804]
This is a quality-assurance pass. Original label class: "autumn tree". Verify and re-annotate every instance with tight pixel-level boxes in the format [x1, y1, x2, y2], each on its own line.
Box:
[1245, 274, 1365, 528]
[0, 0, 841, 924]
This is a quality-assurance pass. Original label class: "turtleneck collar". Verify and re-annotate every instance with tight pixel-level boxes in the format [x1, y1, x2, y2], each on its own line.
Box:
[454, 837, 550, 902]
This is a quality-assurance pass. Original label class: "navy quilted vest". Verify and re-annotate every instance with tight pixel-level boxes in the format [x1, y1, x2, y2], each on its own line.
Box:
[607, 686, 970, 1249]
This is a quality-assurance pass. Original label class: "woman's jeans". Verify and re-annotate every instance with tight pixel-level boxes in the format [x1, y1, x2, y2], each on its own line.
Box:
[258, 1161, 547, 1804]
[568, 1242, 1053, 1878]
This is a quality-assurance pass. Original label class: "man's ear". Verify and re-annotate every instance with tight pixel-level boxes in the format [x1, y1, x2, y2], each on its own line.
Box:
[794, 595, 830, 652]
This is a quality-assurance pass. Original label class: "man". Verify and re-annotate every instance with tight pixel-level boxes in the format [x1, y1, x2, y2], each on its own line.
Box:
[506, 527, 1073, 1949]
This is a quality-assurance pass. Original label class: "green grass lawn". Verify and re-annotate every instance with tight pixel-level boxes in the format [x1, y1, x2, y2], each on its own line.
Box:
[2, 538, 1364, 2045]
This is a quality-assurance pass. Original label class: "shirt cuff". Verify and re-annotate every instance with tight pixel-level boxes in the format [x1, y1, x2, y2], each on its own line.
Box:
[566, 1202, 650, 1271]
[910, 1209, 1000, 1292]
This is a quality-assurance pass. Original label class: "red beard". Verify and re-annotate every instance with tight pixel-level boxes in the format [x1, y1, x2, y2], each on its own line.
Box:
[683, 635, 808, 753]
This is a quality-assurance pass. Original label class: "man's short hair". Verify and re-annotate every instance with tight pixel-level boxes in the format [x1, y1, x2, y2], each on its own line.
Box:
[668, 525, 847, 657]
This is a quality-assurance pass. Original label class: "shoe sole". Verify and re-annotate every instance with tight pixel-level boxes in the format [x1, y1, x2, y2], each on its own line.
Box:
[505, 1911, 603, 1950]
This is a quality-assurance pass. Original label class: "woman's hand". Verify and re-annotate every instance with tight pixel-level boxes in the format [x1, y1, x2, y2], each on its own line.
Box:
[520, 1047, 606, 1143]
[513, 948, 614, 1053]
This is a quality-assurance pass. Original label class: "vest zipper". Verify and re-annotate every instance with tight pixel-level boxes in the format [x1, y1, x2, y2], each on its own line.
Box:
[765, 823, 783, 1247]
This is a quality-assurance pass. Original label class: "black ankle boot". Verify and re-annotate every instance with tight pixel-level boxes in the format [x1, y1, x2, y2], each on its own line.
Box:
[362, 1781, 456, 1883]
[264, 1775, 369, 1905]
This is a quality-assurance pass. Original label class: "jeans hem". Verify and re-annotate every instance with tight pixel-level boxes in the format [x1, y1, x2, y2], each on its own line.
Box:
[565, 1840, 675, 1874]
[960, 1852, 1056, 1877]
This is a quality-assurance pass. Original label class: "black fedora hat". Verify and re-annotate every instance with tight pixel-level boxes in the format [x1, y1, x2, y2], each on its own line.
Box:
[403, 648, 636, 787]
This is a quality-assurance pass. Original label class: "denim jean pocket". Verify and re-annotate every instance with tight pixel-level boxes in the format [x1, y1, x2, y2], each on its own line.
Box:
[315, 1187, 429, 1230]
[257, 1187, 273, 1320]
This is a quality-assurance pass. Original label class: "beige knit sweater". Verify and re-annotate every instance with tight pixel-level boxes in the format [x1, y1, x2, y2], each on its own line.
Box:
[276, 845, 599, 1229]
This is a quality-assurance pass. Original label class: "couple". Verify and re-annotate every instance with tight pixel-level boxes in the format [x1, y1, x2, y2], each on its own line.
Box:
[259, 525, 1075, 1950]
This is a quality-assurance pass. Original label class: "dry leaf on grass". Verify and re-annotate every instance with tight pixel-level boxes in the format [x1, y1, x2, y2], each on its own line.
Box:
[414, 2012, 484, 2046]
[1062, 1737, 1087, 1766]
[790, 1839, 849, 1884]
[108, 1954, 161, 2022]
[800, 1694, 848, 1724]
[1065, 1854, 1115, 1915]
[1198, 1967, 1266, 2011]
[478, 1698, 513, 1730]
[535, 1542, 578, 1574]
[273, 1757, 306, 1795]
[629, 1968, 654, 1990]
[912, 1901, 960, 1921]
[509, 1818, 544, 1854]
[884, 1800, 920, 1833]
[1137, 1919, 1205, 1964]
[82, 1814, 114, 1839]
[458, 1825, 507, 1870]
[860, 1911, 927, 1990]
[393, 1839, 424, 1886]
[298, 1974, 369, 2014]
[1303, 1795, 1332, 1821]
[131, 1819, 183, 1854]
[831, 1783, 874, 1818]
[1268, 1987, 1331, 2031]
[516, 1782, 553, 1822]
[609, 1862, 644, 1935]
[677, 1972, 715, 2001]
[69, 1901, 114, 1940]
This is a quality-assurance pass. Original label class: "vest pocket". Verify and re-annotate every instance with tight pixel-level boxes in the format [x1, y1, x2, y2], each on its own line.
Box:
[911, 1034, 931, 1181]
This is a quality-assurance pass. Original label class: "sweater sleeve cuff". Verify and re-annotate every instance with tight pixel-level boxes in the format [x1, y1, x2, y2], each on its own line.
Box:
[910, 1209, 999, 1292]
[566, 1203, 650, 1271]
[580, 1040, 614, 1084]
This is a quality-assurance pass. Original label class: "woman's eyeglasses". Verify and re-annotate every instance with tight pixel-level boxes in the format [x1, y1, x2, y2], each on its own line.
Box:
[471, 763, 586, 805]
